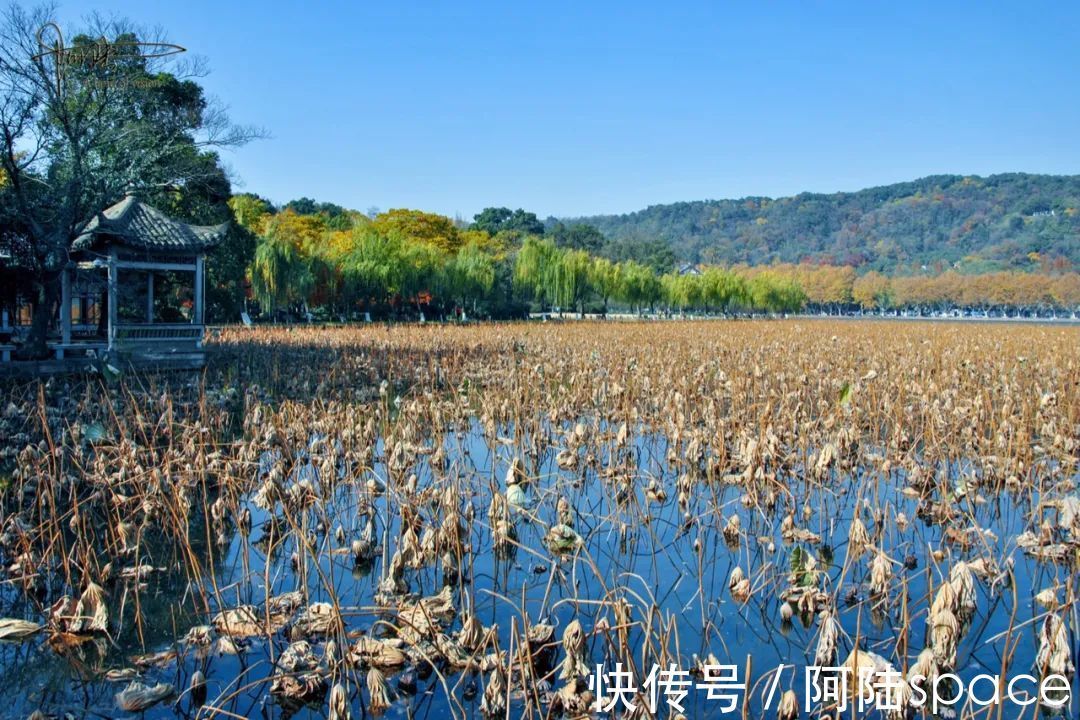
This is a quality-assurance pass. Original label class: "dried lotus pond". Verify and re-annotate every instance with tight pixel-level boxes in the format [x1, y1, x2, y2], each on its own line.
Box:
[0, 319, 1077, 718]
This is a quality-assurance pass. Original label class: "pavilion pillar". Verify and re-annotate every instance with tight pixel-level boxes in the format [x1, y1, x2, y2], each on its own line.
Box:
[60, 267, 72, 344]
[194, 254, 205, 325]
[146, 272, 154, 323]
[107, 249, 118, 351]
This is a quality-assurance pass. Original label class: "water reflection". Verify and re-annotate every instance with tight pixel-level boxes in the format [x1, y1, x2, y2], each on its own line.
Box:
[1, 419, 1075, 719]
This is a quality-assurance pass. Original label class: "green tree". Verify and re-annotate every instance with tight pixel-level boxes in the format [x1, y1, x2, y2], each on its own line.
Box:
[340, 227, 406, 308]
[285, 197, 353, 230]
[399, 241, 446, 317]
[604, 238, 677, 275]
[514, 236, 560, 308]
[554, 249, 592, 316]
[549, 222, 606, 253]
[588, 257, 621, 315]
[446, 241, 496, 316]
[700, 267, 747, 312]
[250, 228, 314, 314]
[207, 224, 257, 321]
[229, 194, 273, 234]
[617, 260, 662, 314]
[662, 273, 704, 314]
[472, 207, 545, 237]
[746, 272, 806, 314]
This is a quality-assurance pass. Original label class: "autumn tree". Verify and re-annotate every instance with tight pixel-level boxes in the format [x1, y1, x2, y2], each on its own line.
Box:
[852, 271, 892, 309]
[372, 209, 461, 253]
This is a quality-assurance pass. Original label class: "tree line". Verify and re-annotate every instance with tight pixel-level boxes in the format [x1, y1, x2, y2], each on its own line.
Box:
[238, 198, 1080, 321]
[3, 4, 1078, 362]
[573, 173, 1080, 274]
[236, 197, 814, 319]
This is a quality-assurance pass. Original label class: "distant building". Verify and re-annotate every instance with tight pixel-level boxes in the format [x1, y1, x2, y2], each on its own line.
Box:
[677, 262, 702, 276]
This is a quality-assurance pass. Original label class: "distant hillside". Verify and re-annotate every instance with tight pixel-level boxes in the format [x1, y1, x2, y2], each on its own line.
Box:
[567, 173, 1080, 273]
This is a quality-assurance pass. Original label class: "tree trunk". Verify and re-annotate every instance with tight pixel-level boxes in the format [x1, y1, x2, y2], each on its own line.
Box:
[19, 275, 59, 360]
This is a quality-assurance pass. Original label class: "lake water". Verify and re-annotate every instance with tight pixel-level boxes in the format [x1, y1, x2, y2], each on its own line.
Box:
[1, 417, 1076, 719]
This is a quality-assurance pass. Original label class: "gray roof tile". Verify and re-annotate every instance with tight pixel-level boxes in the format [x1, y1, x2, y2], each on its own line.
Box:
[73, 194, 229, 253]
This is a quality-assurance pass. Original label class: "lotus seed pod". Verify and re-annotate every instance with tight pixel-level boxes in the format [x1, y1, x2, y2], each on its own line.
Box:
[777, 689, 798, 720]
[189, 670, 207, 706]
[366, 667, 392, 711]
[329, 682, 349, 720]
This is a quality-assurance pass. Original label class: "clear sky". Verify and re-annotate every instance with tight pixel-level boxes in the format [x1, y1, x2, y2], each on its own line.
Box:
[52, 0, 1080, 219]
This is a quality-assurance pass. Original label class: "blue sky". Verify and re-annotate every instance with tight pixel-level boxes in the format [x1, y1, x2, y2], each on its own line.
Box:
[53, 1, 1080, 219]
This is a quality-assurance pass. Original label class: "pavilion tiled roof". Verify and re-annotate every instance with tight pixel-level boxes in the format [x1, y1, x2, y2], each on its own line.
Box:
[72, 193, 229, 253]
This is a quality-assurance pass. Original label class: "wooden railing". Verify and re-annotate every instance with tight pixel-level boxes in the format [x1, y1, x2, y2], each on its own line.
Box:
[114, 324, 204, 352]
[1, 322, 209, 368]
[114, 323, 204, 341]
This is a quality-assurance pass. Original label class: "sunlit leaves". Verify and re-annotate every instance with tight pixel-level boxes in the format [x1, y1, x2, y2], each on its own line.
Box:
[447, 241, 496, 305]
[250, 224, 315, 312]
[371, 209, 461, 253]
[228, 194, 272, 235]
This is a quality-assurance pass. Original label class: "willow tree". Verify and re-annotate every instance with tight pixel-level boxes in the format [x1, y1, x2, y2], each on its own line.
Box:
[340, 227, 405, 309]
[662, 273, 703, 315]
[514, 236, 559, 309]
[588, 257, 621, 316]
[447, 240, 495, 316]
[250, 229, 314, 314]
[554, 249, 592, 317]
[399, 240, 446, 317]
[700, 267, 747, 313]
[746, 271, 807, 314]
[617, 260, 661, 315]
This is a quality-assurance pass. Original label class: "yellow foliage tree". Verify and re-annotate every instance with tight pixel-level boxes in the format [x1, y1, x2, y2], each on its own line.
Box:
[371, 209, 461, 253]
[228, 194, 272, 235]
[852, 271, 892, 309]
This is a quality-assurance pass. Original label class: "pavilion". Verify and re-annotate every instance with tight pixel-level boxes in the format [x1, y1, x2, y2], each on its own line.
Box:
[0, 192, 228, 371]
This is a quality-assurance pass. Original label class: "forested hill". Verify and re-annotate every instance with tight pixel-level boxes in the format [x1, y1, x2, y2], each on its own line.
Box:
[566, 174, 1080, 273]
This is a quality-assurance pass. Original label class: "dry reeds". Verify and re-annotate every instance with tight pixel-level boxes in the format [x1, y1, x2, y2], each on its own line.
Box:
[0, 319, 1075, 718]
